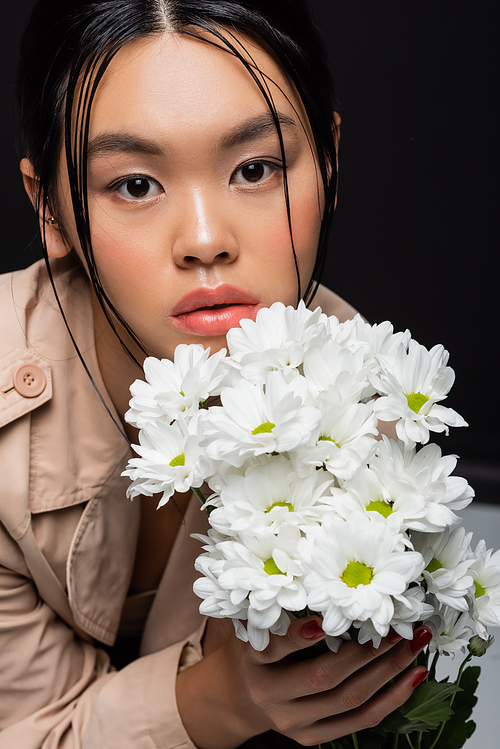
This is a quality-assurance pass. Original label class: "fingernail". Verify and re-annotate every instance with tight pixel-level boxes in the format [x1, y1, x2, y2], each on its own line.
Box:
[409, 627, 433, 655]
[411, 669, 429, 689]
[387, 627, 403, 644]
[301, 620, 325, 640]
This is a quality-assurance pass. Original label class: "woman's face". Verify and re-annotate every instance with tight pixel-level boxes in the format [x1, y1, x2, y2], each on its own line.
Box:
[56, 30, 324, 360]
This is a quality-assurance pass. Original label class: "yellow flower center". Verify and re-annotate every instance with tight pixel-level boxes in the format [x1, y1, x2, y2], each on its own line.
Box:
[252, 421, 275, 435]
[366, 500, 393, 518]
[426, 557, 442, 574]
[318, 435, 341, 448]
[406, 392, 430, 414]
[474, 581, 486, 598]
[169, 453, 185, 467]
[265, 501, 294, 514]
[263, 558, 284, 575]
[341, 561, 374, 588]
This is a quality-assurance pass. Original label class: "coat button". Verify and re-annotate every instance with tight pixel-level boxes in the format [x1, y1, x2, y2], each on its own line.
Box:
[13, 363, 47, 398]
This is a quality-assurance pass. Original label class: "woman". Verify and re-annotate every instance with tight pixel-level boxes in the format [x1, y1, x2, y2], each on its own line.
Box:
[0, 1, 431, 746]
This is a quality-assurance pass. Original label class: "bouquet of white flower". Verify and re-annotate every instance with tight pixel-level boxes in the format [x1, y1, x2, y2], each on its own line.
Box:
[123, 302, 500, 749]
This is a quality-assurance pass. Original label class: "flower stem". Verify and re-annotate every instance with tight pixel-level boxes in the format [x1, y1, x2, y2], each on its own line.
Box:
[192, 486, 206, 505]
[428, 650, 440, 683]
[427, 653, 473, 749]
[392, 732, 399, 749]
[351, 732, 360, 749]
[405, 735, 417, 749]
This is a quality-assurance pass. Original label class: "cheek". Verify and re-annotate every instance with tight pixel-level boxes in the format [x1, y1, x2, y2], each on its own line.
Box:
[55, 191, 155, 290]
[88, 216, 162, 293]
[290, 184, 323, 278]
[245, 176, 321, 272]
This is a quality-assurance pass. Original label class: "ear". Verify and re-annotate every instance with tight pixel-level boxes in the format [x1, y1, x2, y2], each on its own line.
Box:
[20, 158, 72, 258]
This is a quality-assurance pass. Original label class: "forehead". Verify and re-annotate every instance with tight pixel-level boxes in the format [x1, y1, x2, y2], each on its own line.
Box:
[88, 29, 306, 140]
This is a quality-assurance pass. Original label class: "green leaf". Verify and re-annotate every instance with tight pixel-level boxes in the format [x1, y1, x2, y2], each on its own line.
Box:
[395, 681, 462, 733]
[372, 680, 463, 737]
[426, 719, 476, 749]
[421, 666, 480, 749]
[372, 708, 407, 736]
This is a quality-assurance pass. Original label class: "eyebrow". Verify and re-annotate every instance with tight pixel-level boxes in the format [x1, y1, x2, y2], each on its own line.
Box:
[87, 134, 164, 161]
[217, 112, 297, 150]
[87, 111, 297, 161]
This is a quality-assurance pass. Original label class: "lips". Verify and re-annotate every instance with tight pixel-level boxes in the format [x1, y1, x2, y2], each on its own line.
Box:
[171, 285, 262, 336]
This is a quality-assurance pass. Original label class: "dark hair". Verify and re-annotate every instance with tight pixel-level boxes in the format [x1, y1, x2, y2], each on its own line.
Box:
[16, 0, 338, 366]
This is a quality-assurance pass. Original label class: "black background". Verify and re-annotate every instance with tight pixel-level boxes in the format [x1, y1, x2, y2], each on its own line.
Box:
[1, 1, 498, 501]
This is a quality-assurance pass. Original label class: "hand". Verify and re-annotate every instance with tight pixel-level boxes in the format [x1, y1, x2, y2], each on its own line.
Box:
[176, 617, 431, 749]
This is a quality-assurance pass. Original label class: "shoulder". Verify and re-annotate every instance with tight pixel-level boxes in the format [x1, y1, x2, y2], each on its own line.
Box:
[0, 255, 92, 446]
[0, 255, 90, 356]
[0, 256, 126, 534]
[311, 284, 361, 322]
[0, 259, 46, 348]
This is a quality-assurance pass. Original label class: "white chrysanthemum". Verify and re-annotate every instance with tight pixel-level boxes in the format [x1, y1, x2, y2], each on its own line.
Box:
[324, 314, 358, 346]
[371, 341, 467, 448]
[201, 371, 321, 468]
[330, 465, 427, 537]
[325, 314, 410, 363]
[194, 526, 306, 650]
[390, 586, 436, 639]
[302, 512, 425, 638]
[468, 540, 500, 638]
[425, 598, 474, 657]
[296, 395, 378, 481]
[325, 317, 412, 401]
[302, 339, 369, 402]
[122, 412, 212, 507]
[125, 345, 227, 427]
[350, 318, 412, 361]
[366, 437, 474, 532]
[226, 301, 328, 384]
[208, 455, 335, 537]
[413, 527, 475, 612]
[193, 529, 250, 623]
[354, 586, 434, 647]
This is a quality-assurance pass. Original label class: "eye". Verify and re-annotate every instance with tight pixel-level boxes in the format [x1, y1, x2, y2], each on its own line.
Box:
[232, 161, 280, 185]
[112, 176, 162, 201]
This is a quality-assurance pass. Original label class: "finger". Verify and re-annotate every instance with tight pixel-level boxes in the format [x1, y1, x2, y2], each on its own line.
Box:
[203, 617, 234, 657]
[291, 665, 429, 746]
[335, 626, 433, 706]
[270, 625, 432, 702]
[289, 629, 430, 726]
[246, 616, 326, 666]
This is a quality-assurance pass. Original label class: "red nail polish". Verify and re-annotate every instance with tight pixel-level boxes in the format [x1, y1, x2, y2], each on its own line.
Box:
[411, 669, 429, 689]
[302, 620, 325, 640]
[387, 627, 403, 644]
[409, 627, 433, 655]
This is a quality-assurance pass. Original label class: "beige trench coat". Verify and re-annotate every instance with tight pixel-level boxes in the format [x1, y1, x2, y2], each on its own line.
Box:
[0, 257, 358, 748]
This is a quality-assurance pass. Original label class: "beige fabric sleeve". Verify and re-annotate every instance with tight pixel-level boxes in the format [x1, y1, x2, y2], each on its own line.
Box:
[0, 556, 198, 749]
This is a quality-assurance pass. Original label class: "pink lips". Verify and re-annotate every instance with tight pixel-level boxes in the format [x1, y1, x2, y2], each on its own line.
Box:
[171, 285, 262, 336]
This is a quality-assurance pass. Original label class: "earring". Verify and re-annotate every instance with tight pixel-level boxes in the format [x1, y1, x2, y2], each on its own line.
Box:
[47, 216, 57, 225]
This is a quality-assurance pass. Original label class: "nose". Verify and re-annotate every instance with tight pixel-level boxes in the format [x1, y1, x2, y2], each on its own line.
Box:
[171, 188, 239, 268]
